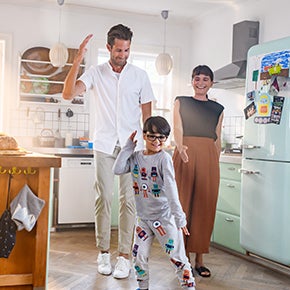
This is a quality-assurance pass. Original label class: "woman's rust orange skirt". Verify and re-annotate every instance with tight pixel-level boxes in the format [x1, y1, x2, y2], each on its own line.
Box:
[173, 136, 220, 254]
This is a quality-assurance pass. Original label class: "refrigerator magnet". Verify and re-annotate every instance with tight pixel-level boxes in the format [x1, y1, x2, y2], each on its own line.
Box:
[257, 93, 271, 116]
[252, 70, 259, 82]
[244, 101, 256, 120]
[252, 70, 259, 90]
[247, 90, 256, 101]
[269, 76, 280, 96]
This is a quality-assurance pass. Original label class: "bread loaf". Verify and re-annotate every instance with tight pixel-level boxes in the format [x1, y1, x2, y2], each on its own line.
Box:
[0, 134, 19, 150]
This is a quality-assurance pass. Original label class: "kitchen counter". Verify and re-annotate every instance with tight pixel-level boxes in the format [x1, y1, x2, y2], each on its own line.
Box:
[30, 147, 241, 163]
[220, 153, 242, 164]
[29, 147, 94, 157]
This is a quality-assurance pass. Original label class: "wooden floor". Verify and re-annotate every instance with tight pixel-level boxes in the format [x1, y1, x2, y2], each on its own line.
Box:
[48, 228, 290, 290]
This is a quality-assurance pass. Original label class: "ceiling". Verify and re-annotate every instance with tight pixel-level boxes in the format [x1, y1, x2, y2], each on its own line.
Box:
[1, 0, 244, 22]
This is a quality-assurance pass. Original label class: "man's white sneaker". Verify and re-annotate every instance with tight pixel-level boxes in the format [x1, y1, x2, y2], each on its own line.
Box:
[112, 256, 131, 279]
[97, 252, 112, 275]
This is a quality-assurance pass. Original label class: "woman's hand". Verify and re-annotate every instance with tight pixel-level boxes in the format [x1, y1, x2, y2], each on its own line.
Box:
[180, 226, 190, 236]
[178, 145, 189, 163]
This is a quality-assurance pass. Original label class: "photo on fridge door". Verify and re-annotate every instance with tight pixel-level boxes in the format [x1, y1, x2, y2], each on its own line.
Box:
[270, 96, 285, 124]
[244, 101, 256, 119]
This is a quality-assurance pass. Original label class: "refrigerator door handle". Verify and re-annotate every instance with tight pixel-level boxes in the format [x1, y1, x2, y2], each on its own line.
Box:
[239, 168, 260, 175]
[243, 144, 261, 149]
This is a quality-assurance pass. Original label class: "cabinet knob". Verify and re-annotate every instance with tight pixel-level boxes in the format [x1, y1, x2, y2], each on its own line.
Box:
[226, 184, 235, 188]
[225, 218, 234, 222]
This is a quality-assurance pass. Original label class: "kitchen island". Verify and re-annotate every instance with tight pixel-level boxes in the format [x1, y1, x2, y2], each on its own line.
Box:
[0, 152, 61, 290]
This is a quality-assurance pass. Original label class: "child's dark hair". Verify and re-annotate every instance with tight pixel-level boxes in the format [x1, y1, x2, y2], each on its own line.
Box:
[143, 116, 171, 136]
[192, 65, 214, 81]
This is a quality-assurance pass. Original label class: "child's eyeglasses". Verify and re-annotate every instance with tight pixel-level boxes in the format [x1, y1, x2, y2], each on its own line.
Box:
[146, 134, 168, 142]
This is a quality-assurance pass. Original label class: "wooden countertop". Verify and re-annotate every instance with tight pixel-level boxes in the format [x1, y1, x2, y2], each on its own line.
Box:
[0, 152, 61, 168]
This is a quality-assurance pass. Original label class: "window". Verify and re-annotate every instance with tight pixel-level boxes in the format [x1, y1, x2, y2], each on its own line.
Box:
[97, 49, 172, 112]
[0, 33, 11, 133]
[0, 39, 4, 131]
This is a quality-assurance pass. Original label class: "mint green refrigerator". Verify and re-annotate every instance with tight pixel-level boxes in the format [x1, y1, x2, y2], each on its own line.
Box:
[240, 36, 290, 266]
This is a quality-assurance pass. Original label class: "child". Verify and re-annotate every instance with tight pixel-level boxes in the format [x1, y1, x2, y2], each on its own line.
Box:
[113, 116, 196, 290]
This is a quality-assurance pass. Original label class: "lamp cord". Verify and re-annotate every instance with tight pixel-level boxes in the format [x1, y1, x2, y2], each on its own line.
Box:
[58, 3, 62, 43]
[163, 18, 167, 53]
[161, 10, 169, 53]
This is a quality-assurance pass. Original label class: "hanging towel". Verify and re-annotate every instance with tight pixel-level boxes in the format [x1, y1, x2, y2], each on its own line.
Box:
[10, 184, 45, 232]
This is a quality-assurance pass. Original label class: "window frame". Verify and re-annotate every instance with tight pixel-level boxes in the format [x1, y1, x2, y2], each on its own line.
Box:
[0, 33, 12, 132]
[91, 41, 178, 114]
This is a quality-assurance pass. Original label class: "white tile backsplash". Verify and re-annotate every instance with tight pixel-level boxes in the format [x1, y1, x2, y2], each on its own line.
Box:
[222, 116, 244, 146]
[10, 107, 90, 146]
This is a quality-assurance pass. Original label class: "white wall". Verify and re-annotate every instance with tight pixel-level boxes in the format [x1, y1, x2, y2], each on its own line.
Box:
[190, 0, 290, 76]
[0, 3, 192, 134]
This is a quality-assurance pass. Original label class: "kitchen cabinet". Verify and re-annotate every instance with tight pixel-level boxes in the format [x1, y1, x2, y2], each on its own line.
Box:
[19, 47, 85, 106]
[0, 153, 61, 289]
[56, 156, 95, 227]
[212, 156, 246, 254]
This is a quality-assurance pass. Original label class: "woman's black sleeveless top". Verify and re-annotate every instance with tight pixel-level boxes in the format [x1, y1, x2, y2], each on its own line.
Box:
[176, 96, 224, 141]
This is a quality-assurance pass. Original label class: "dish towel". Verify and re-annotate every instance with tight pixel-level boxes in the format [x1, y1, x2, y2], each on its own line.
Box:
[10, 184, 45, 232]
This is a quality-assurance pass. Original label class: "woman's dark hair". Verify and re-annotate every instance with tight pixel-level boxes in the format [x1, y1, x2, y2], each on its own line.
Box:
[192, 65, 214, 81]
[107, 24, 133, 47]
[143, 116, 171, 136]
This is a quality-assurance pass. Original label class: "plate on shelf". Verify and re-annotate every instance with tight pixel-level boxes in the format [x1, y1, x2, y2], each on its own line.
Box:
[22, 47, 58, 75]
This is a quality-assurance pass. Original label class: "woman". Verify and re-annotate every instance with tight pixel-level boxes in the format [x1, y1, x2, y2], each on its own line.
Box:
[173, 65, 224, 278]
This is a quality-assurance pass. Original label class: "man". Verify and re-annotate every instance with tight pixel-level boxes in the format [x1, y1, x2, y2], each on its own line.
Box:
[63, 24, 155, 279]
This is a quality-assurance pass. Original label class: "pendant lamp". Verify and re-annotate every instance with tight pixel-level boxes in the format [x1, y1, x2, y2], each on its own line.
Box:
[155, 10, 173, 75]
[49, 0, 68, 67]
